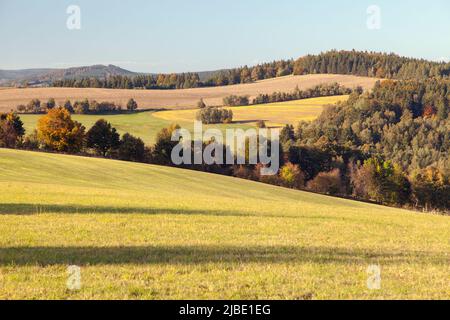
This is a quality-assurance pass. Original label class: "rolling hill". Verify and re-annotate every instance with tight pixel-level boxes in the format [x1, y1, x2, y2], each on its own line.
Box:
[0, 148, 448, 299]
[19, 96, 347, 144]
[0, 74, 379, 112]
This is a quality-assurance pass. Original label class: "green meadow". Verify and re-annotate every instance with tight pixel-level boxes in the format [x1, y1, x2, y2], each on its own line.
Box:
[0, 149, 449, 299]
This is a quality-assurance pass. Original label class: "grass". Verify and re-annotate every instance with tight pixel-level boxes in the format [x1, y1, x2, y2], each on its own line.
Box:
[20, 112, 172, 145]
[154, 96, 349, 127]
[19, 96, 347, 144]
[0, 148, 449, 300]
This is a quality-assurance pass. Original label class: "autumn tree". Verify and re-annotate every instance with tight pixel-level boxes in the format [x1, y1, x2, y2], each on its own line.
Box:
[127, 98, 138, 111]
[307, 169, 343, 195]
[0, 113, 25, 148]
[410, 167, 449, 210]
[152, 124, 181, 164]
[86, 119, 120, 157]
[37, 107, 85, 153]
[279, 162, 305, 189]
[118, 133, 145, 162]
[45, 98, 56, 110]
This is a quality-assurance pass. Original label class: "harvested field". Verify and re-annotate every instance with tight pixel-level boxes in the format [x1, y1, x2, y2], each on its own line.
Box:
[0, 74, 379, 112]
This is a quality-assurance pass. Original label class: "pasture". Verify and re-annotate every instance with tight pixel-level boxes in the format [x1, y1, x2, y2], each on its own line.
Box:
[0, 149, 449, 299]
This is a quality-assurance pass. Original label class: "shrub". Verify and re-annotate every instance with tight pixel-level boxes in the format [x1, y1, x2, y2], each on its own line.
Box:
[22, 130, 39, 150]
[307, 169, 344, 195]
[197, 98, 207, 109]
[127, 98, 138, 111]
[256, 120, 266, 128]
[279, 162, 305, 188]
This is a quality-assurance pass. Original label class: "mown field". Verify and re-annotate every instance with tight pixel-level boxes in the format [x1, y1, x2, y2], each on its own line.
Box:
[0, 74, 378, 112]
[19, 96, 347, 144]
[0, 149, 449, 300]
[155, 96, 349, 128]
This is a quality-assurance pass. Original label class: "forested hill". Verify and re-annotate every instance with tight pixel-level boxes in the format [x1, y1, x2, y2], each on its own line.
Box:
[293, 50, 450, 80]
[287, 78, 449, 210]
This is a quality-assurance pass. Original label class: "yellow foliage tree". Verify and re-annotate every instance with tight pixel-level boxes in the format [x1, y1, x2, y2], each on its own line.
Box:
[37, 107, 85, 153]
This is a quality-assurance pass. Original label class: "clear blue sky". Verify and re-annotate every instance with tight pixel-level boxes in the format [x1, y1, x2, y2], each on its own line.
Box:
[1, 0, 449, 72]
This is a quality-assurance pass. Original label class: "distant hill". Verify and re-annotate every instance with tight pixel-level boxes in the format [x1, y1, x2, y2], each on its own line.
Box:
[0, 65, 140, 87]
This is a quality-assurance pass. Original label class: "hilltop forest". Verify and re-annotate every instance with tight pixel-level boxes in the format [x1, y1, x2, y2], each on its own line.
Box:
[51, 50, 450, 90]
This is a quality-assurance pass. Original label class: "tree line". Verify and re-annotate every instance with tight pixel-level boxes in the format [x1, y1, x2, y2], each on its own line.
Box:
[16, 98, 139, 115]
[50, 60, 294, 89]
[49, 50, 450, 91]
[293, 50, 450, 80]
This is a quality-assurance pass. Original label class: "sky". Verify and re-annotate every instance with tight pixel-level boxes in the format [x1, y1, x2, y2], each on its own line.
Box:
[1, 0, 449, 73]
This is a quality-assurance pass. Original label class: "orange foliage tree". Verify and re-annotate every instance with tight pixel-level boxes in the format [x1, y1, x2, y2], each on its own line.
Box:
[37, 107, 85, 153]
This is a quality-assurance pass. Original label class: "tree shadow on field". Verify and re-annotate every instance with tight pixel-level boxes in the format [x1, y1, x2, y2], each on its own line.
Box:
[0, 203, 336, 221]
[0, 245, 446, 267]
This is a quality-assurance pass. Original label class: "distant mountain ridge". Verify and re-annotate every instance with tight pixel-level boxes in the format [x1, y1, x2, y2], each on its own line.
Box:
[0, 64, 225, 87]
[0, 65, 141, 87]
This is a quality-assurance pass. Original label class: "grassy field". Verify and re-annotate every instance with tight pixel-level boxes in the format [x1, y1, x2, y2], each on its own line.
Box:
[155, 96, 349, 127]
[0, 148, 449, 300]
[0, 74, 379, 112]
[19, 96, 347, 144]
[20, 111, 253, 145]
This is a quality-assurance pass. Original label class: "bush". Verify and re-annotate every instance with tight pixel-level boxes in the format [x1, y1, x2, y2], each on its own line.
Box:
[127, 98, 138, 111]
[307, 169, 344, 195]
[279, 162, 305, 188]
[197, 98, 207, 109]
[256, 120, 266, 128]
[22, 130, 39, 150]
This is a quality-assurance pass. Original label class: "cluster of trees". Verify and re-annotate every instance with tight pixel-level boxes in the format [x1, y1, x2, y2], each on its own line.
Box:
[252, 83, 355, 105]
[223, 95, 250, 106]
[2, 108, 148, 161]
[221, 83, 354, 107]
[294, 50, 450, 80]
[196, 107, 233, 124]
[17, 98, 139, 115]
[52, 73, 202, 90]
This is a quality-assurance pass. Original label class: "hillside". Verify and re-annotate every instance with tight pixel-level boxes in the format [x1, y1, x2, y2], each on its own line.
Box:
[0, 74, 378, 112]
[0, 149, 449, 299]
